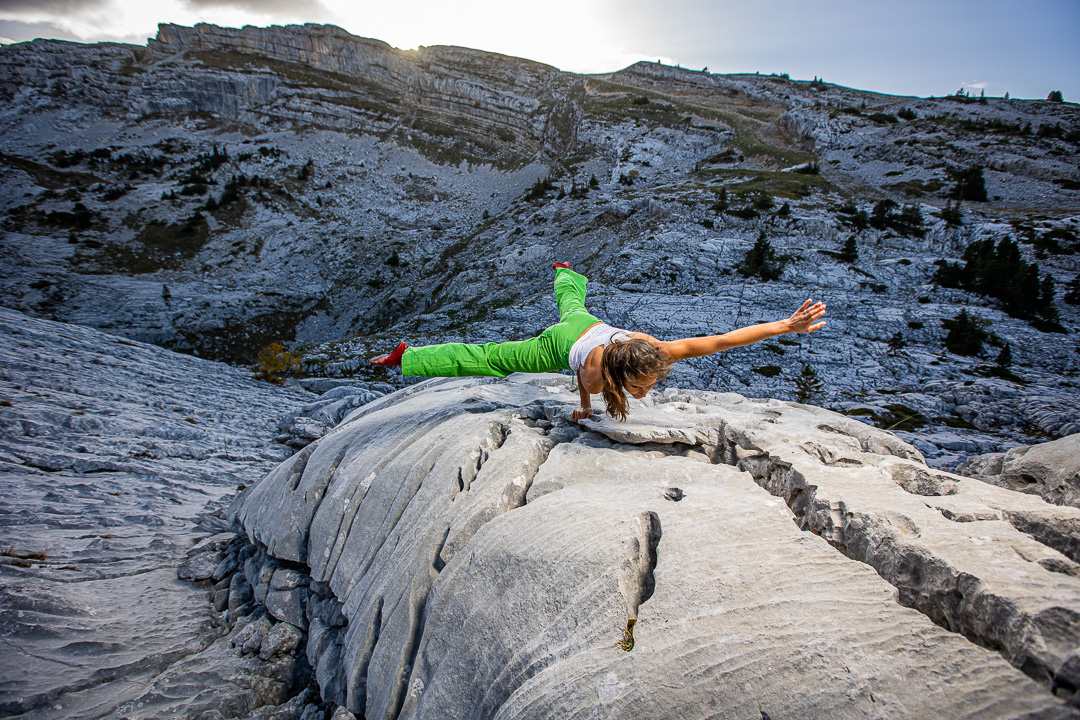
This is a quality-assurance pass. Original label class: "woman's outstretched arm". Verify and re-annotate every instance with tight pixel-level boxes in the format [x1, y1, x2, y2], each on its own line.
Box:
[651, 299, 826, 361]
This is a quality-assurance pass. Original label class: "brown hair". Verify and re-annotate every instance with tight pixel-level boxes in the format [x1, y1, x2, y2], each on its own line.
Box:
[600, 338, 673, 422]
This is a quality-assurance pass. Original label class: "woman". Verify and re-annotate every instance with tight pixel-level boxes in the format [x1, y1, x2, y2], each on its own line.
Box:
[372, 263, 826, 421]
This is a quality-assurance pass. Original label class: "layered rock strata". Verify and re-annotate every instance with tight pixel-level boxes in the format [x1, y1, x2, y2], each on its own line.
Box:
[235, 374, 1080, 718]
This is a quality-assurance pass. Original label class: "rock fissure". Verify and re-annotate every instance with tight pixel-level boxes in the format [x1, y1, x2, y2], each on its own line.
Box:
[210, 378, 1080, 717]
[698, 417, 1080, 694]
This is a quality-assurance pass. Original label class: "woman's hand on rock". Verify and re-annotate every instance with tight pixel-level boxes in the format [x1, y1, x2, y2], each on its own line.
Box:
[571, 407, 594, 422]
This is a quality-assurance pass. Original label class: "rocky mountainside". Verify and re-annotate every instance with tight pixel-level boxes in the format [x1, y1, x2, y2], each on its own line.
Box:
[232, 373, 1080, 718]
[1, 22, 1078, 466]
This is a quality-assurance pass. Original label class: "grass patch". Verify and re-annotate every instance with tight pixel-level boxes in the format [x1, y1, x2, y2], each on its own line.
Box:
[886, 178, 945, 198]
[701, 168, 832, 199]
[842, 403, 927, 431]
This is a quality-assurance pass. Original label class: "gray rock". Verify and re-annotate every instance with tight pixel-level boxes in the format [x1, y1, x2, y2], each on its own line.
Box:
[238, 376, 1080, 719]
[270, 567, 309, 591]
[960, 433, 1080, 508]
[213, 588, 230, 612]
[260, 621, 305, 661]
[265, 587, 308, 628]
[238, 615, 273, 655]
[330, 706, 358, 720]
[187, 532, 238, 556]
[212, 554, 240, 582]
[178, 550, 222, 581]
[229, 573, 255, 614]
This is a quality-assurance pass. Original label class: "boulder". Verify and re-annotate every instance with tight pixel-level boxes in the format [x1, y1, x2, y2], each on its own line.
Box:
[959, 433, 1080, 508]
[239, 375, 1080, 718]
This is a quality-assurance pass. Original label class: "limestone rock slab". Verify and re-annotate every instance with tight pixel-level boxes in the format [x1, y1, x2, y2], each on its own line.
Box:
[238, 375, 1079, 718]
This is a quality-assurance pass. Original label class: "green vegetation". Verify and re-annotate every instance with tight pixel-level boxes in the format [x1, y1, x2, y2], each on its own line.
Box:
[868, 112, 898, 124]
[949, 166, 987, 202]
[737, 232, 785, 281]
[836, 201, 869, 231]
[938, 200, 963, 226]
[886, 178, 945, 198]
[869, 199, 924, 236]
[253, 342, 300, 384]
[523, 177, 556, 201]
[942, 309, 989, 356]
[934, 237, 1062, 329]
[753, 365, 782, 378]
[839, 237, 858, 263]
[1047, 90, 1064, 103]
[698, 168, 831, 200]
[1065, 275, 1080, 305]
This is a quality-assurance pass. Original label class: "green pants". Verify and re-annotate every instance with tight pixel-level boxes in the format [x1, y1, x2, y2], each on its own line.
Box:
[401, 268, 600, 377]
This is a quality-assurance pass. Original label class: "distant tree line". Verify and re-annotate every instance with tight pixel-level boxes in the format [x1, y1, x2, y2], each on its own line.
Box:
[934, 237, 1063, 331]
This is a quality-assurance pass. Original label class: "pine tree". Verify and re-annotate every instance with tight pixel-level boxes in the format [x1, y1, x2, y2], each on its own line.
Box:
[942, 309, 988, 356]
[794, 365, 824, 404]
[839, 237, 858, 263]
[1065, 275, 1080, 305]
[887, 332, 906, 356]
[940, 200, 963, 226]
[739, 231, 784, 281]
[995, 343, 1012, 368]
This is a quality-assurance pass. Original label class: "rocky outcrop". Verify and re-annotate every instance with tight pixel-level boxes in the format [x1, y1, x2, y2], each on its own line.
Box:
[275, 383, 393, 448]
[959, 433, 1080, 508]
[235, 374, 1080, 718]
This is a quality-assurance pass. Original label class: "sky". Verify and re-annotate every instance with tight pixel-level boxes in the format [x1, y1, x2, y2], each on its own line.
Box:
[0, 0, 1077, 102]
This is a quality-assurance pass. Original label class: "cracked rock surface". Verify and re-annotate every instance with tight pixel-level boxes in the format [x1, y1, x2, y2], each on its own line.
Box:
[0, 307, 311, 718]
[238, 373, 1080, 718]
[959, 433, 1080, 509]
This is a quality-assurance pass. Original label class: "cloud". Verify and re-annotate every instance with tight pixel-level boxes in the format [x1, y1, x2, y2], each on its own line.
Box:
[180, 0, 334, 20]
[0, 19, 82, 43]
[0, 0, 108, 12]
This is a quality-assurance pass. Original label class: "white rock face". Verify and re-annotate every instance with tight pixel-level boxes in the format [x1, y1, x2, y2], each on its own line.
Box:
[959, 433, 1080, 508]
[238, 374, 1080, 718]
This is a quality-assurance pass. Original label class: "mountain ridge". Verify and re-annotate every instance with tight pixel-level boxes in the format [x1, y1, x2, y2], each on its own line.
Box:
[0, 21, 1077, 466]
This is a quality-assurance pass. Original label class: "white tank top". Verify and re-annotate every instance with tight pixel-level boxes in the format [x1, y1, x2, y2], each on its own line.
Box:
[568, 322, 631, 371]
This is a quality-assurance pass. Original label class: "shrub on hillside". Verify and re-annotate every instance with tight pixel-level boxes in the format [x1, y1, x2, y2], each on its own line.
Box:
[942, 309, 989, 356]
[254, 342, 299, 384]
[869, 199, 924, 236]
[1047, 90, 1064, 103]
[949, 166, 987, 202]
[794, 365, 824, 404]
[737, 232, 785, 281]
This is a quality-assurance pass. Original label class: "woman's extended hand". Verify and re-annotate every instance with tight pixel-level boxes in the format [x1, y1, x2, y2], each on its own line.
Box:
[786, 299, 827, 334]
[571, 407, 595, 422]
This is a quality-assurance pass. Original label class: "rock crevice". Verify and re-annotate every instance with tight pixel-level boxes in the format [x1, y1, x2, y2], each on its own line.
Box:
[229, 375, 1080, 717]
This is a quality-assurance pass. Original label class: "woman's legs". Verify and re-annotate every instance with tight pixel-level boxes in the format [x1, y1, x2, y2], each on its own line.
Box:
[401, 334, 562, 377]
[395, 265, 600, 377]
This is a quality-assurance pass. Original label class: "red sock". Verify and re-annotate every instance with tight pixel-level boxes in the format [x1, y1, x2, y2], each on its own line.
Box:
[371, 341, 408, 367]
[552, 262, 570, 270]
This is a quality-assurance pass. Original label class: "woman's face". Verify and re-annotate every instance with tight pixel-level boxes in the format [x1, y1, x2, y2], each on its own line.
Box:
[625, 374, 657, 399]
